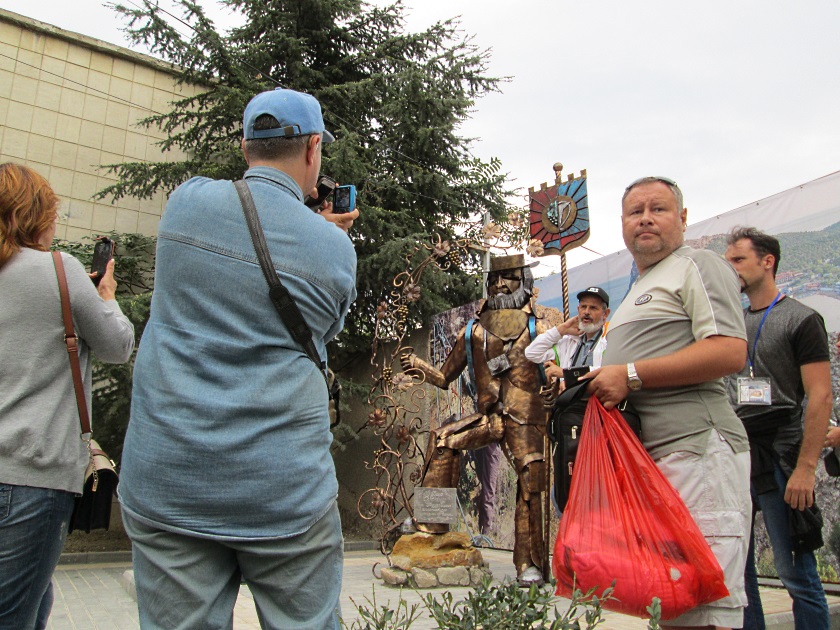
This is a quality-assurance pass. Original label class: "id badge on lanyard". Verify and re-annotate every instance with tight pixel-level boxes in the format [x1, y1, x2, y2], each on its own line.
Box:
[737, 377, 772, 405]
[741, 292, 782, 406]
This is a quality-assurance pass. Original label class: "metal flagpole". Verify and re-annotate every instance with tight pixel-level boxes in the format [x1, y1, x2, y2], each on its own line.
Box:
[528, 161, 591, 583]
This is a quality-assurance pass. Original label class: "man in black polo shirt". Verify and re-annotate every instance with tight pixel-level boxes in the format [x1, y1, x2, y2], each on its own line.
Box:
[725, 226, 831, 630]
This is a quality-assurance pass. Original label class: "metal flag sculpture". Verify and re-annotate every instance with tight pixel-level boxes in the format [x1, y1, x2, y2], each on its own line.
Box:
[529, 164, 590, 257]
[528, 163, 589, 319]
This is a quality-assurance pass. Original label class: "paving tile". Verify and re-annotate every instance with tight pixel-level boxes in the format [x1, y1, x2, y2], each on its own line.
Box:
[47, 552, 840, 629]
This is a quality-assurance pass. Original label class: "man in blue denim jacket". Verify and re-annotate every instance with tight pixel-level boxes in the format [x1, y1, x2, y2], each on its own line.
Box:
[119, 88, 357, 630]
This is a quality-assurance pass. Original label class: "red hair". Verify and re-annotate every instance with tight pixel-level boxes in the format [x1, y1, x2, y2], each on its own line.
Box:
[0, 163, 59, 268]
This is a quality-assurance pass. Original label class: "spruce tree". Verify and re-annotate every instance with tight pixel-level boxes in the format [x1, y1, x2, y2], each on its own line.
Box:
[102, 0, 516, 362]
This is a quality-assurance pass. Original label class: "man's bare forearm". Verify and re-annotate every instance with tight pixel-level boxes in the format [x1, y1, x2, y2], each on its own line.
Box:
[587, 335, 746, 409]
[796, 362, 832, 470]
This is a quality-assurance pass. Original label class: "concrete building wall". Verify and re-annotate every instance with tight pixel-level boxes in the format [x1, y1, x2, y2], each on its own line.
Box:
[0, 8, 202, 242]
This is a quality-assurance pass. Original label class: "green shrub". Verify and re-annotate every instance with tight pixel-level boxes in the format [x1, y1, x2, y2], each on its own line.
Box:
[343, 586, 422, 629]
[756, 547, 777, 578]
[345, 578, 664, 629]
[816, 554, 839, 582]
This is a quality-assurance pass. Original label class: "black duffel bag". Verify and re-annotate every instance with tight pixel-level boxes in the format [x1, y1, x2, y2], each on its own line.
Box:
[547, 379, 642, 513]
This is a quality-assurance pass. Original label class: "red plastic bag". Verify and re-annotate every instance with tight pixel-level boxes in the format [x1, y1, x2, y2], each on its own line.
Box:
[553, 397, 729, 620]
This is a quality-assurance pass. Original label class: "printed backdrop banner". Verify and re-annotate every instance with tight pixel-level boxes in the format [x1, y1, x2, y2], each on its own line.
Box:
[536, 169, 840, 331]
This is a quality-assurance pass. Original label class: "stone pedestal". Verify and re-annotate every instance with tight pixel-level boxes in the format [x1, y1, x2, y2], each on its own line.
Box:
[379, 531, 492, 588]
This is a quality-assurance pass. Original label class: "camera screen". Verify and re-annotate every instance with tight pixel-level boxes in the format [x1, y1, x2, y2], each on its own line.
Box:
[334, 187, 350, 208]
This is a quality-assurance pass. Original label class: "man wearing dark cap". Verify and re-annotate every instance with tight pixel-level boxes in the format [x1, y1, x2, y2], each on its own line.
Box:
[120, 88, 357, 629]
[401, 254, 551, 586]
[525, 286, 610, 386]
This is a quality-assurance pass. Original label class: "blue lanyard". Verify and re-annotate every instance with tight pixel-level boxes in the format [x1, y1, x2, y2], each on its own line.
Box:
[747, 292, 782, 378]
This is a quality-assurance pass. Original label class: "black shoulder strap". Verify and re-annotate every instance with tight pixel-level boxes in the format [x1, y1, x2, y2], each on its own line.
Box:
[233, 179, 328, 389]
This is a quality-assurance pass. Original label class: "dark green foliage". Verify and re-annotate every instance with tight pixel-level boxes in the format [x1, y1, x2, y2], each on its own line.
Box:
[52, 232, 156, 464]
[421, 578, 613, 630]
[100, 0, 515, 363]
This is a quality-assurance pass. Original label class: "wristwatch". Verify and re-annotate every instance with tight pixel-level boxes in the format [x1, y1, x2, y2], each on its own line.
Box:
[627, 363, 642, 391]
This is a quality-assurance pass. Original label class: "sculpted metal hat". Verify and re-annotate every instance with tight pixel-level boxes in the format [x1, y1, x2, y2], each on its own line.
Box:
[486, 254, 539, 272]
[576, 286, 609, 307]
[243, 88, 335, 143]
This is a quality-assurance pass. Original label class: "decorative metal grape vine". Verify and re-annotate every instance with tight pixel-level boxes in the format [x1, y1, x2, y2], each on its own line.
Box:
[356, 210, 537, 557]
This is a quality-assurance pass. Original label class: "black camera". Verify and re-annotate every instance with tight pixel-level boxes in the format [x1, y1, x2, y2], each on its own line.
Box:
[563, 366, 590, 388]
[304, 175, 337, 209]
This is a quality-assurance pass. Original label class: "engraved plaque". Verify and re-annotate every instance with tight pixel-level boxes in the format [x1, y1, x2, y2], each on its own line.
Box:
[414, 487, 458, 525]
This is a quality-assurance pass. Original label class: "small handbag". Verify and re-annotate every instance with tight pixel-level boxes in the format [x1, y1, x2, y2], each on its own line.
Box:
[52, 251, 118, 533]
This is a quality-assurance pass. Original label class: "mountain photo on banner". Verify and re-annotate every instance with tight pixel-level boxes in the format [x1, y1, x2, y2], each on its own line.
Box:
[536, 171, 840, 327]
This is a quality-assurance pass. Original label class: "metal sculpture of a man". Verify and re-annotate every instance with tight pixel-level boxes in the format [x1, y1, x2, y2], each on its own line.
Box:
[400, 254, 550, 586]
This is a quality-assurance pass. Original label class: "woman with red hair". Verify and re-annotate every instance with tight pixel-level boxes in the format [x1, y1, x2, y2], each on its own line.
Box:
[0, 163, 135, 630]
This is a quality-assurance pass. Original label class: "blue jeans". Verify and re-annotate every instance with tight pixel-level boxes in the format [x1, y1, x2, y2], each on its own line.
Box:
[743, 463, 829, 630]
[0, 483, 75, 630]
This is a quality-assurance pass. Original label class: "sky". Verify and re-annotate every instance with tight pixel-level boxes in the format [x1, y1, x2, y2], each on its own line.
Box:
[4, 0, 840, 274]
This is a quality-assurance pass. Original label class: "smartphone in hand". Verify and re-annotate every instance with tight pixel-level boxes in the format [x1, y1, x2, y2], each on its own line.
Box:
[90, 237, 114, 286]
[304, 175, 337, 209]
[563, 366, 590, 388]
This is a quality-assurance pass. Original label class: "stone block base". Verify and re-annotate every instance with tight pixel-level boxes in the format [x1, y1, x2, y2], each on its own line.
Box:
[379, 563, 492, 589]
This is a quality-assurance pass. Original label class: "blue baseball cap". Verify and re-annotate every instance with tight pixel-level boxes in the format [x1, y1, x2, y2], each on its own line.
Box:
[243, 88, 335, 143]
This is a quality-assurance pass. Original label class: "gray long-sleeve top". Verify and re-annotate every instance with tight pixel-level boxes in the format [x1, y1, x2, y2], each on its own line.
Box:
[0, 248, 135, 494]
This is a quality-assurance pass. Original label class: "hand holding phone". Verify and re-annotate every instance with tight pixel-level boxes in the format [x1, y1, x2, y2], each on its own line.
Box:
[304, 175, 337, 209]
[90, 237, 114, 286]
[563, 366, 591, 388]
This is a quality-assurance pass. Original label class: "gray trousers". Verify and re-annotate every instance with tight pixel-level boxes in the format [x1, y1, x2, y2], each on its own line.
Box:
[122, 502, 343, 630]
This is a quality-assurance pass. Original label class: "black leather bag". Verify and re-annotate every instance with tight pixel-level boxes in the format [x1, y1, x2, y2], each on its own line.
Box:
[69, 441, 118, 533]
[547, 380, 642, 512]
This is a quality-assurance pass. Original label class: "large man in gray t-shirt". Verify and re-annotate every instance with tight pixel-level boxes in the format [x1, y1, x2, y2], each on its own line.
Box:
[586, 177, 752, 630]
